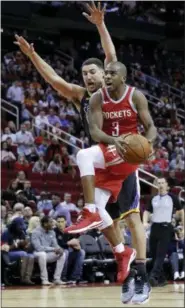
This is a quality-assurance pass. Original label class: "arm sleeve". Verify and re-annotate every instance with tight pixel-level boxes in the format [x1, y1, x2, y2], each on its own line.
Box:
[169, 193, 182, 211]
[50, 231, 60, 249]
[147, 197, 153, 213]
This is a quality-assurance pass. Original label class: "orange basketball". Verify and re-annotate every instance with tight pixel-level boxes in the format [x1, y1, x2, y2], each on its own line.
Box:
[122, 134, 152, 164]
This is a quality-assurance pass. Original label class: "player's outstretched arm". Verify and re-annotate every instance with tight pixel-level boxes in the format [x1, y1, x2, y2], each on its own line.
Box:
[83, 1, 117, 66]
[134, 90, 157, 145]
[14, 35, 85, 106]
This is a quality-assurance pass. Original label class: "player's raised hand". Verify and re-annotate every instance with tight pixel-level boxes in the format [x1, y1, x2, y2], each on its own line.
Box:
[14, 34, 35, 57]
[82, 1, 106, 26]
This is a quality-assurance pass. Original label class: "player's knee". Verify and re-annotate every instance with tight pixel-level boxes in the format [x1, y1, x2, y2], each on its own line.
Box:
[126, 212, 141, 228]
[113, 220, 120, 229]
[76, 149, 88, 166]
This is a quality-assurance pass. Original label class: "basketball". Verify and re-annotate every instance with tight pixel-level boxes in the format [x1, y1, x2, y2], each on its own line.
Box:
[122, 134, 152, 164]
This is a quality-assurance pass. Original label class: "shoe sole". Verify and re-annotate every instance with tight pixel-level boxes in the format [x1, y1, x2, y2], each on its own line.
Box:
[131, 289, 152, 305]
[66, 220, 103, 234]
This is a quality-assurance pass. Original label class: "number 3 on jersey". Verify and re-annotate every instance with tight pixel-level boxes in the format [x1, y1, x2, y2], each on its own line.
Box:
[112, 121, 119, 136]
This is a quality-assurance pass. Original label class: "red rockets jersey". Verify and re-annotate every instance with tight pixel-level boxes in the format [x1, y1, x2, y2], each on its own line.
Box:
[100, 85, 139, 137]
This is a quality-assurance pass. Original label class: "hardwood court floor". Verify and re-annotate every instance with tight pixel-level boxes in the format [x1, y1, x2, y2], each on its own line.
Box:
[2, 283, 184, 307]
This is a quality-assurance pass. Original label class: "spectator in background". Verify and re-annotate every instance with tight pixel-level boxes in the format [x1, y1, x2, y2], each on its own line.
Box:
[21, 105, 31, 122]
[14, 171, 27, 189]
[61, 146, 70, 173]
[152, 152, 169, 172]
[5, 180, 19, 203]
[46, 138, 61, 162]
[23, 181, 37, 202]
[52, 122, 62, 137]
[169, 154, 184, 171]
[11, 203, 25, 221]
[47, 108, 60, 126]
[37, 192, 53, 216]
[1, 141, 16, 162]
[31, 216, 66, 285]
[24, 89, 37, 107]
[7, 121, 17, 134]
[59, 113, 70, 129]
[27, 216, 40, 236]
[49, 194, 72, 226]
[6, 81, 24, 120]
[37, 138, 48, 155]
[168, 170, 179, 187]
[23, 207, 33, 229]
[35, 110, 49, 134]
[38, 94, 49, 109]
[76, 198, 84, 211]
[66, 103, 76, 116]
[15, 154, 30, 172]
[16, 123, 34, 159]
[1, 206, 7, 232]
[47, 154, 63, 174]
[61, 193, 80, 213]
[54, 216, 85, 284]
[14, 190, 29, 208]
[2, 127, 16, 143]
[1, 217, 34, 285]
[168, 226, 185, 281]
[32, 154, 48, 173]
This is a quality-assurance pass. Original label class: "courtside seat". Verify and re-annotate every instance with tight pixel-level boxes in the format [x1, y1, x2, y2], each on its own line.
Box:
[79, 234, 102, 265]
[28, 172, 44, 181]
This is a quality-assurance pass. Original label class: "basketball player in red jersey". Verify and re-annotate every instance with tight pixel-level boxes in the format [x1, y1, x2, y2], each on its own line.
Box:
[65, 61, 157, 303]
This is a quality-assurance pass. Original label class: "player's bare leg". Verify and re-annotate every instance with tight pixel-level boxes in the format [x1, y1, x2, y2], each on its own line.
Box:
[122, 212, 151, 304]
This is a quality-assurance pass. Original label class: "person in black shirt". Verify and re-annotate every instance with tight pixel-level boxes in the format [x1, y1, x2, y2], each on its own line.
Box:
[54, 216, 85, 284]
[143, 177, 184, 287]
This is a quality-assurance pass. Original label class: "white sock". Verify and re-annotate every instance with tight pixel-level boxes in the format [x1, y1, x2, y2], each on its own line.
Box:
[84, 203, 96, 213]
[113, 243, 125, 253]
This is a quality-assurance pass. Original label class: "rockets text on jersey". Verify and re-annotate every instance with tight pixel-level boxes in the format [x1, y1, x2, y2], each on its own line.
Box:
[100, 85, 139, 137]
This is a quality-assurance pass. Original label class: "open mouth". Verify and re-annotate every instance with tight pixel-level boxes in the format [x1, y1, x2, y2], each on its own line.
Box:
[106, 82, 112, 87]
[87, 82, 95, 87]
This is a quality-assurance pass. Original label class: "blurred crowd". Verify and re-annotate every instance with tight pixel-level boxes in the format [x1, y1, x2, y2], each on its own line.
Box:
[1, 21, 185, 287]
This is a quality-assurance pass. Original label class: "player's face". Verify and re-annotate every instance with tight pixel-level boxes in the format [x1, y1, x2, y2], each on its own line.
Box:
[82, 64, 104, 93]
[104, 67, 124, 91]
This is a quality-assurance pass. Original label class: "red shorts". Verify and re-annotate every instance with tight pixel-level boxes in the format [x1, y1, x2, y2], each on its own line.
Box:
[95, 144, 138, 201]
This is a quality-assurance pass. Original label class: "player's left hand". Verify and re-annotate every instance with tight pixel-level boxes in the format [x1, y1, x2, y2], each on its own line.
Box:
[147, 141, 155, 161]
[82, 1, 106, 26]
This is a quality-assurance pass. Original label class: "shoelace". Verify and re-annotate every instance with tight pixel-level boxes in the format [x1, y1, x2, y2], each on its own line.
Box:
[74, 210, 87, 225]
[135, 277, 144, 294]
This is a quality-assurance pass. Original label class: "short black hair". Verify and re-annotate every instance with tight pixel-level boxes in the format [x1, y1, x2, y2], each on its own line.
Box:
[106, 61, 127, 78]
[82, 58, 104, 69]
[56, 215, 66, 221]
[41, 216, 52, 226]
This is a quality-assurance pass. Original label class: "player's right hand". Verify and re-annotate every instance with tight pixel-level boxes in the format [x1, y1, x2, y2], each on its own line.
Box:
[14, 34, 35, 57]
[82, 1, 106, 26]
[113, 133, 131, 160]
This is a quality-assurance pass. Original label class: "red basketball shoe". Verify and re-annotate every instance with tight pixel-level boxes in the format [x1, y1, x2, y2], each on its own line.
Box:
[115, 246, 136, 283]
[64, 208, 103, 234]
